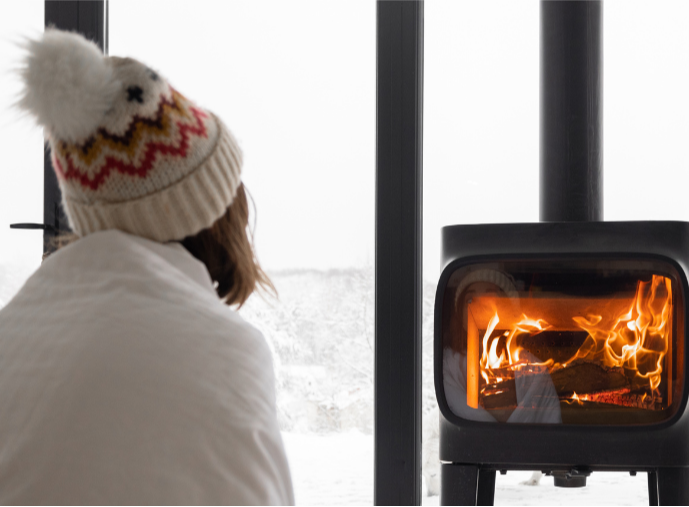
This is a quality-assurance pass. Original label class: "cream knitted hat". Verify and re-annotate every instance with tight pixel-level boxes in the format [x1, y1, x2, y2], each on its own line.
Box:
[17, 29, 242, 242]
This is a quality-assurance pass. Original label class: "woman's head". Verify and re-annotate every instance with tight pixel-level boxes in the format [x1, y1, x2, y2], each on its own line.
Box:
[17, 29, 242, 244]
[180, 184, 274, 307]
[22, 30, 272, 306]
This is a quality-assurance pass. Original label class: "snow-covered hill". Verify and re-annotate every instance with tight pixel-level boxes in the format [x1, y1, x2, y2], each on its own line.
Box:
[239, 268, 438, 434]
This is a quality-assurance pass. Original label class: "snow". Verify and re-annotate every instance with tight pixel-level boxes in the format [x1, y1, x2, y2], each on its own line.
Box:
[491, 471, 648, 506]
[239, 269, 378, 435]
[283, 432, 373, 506]
[282, 431, 649, 506]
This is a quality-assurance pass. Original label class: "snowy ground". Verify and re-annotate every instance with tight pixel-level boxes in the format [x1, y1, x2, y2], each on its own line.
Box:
[283, 432, 374, 505]
[282, 431, 649, 506]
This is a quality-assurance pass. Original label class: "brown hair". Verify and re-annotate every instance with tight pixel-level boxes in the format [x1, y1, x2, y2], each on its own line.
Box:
[43, 233, 80, 259]
[180, 183, 275, 307]
[45, 184, 274, 307]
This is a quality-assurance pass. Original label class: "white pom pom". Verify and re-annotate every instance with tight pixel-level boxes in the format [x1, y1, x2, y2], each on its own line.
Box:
[17, 29, 121, 143]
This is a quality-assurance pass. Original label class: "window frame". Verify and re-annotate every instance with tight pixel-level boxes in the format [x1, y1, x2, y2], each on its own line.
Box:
[375, 1, 424, 505]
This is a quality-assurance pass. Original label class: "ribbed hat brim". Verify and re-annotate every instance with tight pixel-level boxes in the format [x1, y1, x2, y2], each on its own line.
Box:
[63, 116, 242, 242]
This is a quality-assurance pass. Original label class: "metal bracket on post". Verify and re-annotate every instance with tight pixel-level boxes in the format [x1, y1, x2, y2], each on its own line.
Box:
[9, 223, 57, 233]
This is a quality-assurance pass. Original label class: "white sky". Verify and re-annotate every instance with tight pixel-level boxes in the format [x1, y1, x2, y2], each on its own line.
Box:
[1, 0, 689, 280]
[0, 0, 43, 271]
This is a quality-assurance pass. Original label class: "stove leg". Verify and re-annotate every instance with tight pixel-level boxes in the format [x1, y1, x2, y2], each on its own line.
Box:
[657, 467, 689, 506]
[477, 469, 496, 506]
[648, 471, 658, 506]
[441, 463, 478, 505]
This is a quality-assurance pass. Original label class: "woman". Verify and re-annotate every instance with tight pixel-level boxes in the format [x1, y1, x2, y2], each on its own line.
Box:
[0, 29, 293, 504]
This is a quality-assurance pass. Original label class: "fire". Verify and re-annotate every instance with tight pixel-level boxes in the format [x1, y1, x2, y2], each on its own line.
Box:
[478, 311, 552, 377]
[567, 392, 590, 405]
[566, 275, 672, 391]
[473, 275, 673, 409]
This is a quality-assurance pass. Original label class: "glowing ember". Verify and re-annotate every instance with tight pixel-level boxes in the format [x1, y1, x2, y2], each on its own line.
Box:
[566, 392, 585, 406]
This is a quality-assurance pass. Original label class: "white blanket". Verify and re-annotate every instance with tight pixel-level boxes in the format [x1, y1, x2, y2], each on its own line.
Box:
[0, 230, 294, 504]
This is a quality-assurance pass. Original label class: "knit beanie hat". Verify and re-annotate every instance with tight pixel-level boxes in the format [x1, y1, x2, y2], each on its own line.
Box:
[17, 29, 242, 242]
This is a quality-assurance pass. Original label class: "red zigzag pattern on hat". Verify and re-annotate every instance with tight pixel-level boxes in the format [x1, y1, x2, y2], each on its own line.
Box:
[53, 102, 209, 191]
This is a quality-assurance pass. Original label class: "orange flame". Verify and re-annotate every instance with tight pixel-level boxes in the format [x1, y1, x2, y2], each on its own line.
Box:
[476, 275, 673, 404]
[566, 275, 672, 391]
[565, 392, 591, 406]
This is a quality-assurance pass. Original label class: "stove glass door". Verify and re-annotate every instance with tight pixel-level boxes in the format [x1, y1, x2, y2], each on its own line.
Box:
[441, 258, 684, 425]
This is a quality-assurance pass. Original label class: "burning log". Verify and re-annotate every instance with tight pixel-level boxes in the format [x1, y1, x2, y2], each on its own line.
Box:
[568, 388, 663, 410]
[549, 360, 629, 396]
[480, 360, 632, 411]
[519, 331, 589, 365]
[480, 381, 518, 410]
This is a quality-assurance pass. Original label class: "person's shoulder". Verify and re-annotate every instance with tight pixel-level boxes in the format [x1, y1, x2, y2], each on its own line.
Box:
[203, 304, 271, 355]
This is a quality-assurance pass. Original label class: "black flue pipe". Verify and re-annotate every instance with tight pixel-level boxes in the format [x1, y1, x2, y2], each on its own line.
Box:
[540, 0, 602, 222]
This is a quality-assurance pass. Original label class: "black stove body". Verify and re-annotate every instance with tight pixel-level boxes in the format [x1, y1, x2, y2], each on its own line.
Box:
[435, 221, 689, 505]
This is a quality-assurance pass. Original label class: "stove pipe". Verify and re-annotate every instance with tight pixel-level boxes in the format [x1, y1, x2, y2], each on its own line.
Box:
[540, 0, 602, 222]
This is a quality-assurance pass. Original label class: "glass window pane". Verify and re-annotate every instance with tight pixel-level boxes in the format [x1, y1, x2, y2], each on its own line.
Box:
[424, 0, 539, 278]
[0, 1, 45, 309]
[605, 0, 689, 222]
[111, 2, 374, 504]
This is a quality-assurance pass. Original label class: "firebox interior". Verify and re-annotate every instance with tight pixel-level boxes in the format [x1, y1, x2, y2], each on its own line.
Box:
[442, 258, 684, 425]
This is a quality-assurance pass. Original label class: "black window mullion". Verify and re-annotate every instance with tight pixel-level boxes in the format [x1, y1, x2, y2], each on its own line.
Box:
[375, 1, 424, 504]
[43, 0, 107, 253]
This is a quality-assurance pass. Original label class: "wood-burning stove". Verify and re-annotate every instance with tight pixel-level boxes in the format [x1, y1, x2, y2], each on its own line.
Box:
[435, 2, 688, 504]
[435, 221, 689, 505]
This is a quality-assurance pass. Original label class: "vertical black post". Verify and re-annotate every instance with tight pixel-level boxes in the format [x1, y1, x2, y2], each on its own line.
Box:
[476, 470, 496, 506]
[657, 468, 689, 506]
[441, 464, 478, 506]
[540, 0, 602, 222]
[375, 0, 423, 505]
[648, 470, 659, 506]
[43, 1, 107, 253]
